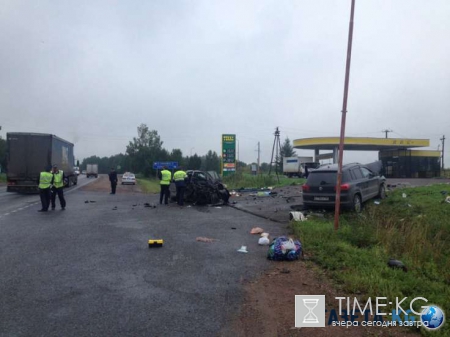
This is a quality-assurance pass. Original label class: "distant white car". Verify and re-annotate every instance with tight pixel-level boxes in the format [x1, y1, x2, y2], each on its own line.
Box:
[121, 172, 136, 185]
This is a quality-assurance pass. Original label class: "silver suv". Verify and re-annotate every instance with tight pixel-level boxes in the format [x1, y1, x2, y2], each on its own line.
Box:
[302, 162, 386, 212]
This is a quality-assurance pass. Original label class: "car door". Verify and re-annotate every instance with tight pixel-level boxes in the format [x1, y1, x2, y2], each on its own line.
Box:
[360, 167, 378, 198]
[351, 167, 370, 201]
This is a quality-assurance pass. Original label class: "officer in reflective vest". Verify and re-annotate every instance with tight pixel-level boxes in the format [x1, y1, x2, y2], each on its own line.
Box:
[158, 166, 172, 205]
[173, 167, 188, 206]
[51, 165, 66, 210]
[38, 165, 53, 212]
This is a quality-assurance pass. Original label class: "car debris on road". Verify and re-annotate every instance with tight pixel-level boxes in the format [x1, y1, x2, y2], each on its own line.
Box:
[196, 237, 217, 243]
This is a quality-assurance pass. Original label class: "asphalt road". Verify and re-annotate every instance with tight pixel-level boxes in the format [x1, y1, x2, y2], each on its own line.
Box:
[0, 175, 95, 217]
[0, 177, 284, 337]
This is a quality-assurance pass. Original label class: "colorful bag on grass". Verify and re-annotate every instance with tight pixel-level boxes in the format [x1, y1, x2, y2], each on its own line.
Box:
[267, 236, 302, 261]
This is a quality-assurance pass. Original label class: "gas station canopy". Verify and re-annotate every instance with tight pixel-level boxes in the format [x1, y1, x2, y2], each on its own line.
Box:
[293, 137, 429, 151]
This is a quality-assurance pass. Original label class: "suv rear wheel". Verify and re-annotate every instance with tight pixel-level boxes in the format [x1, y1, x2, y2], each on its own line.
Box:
[353, 194, 362, 213]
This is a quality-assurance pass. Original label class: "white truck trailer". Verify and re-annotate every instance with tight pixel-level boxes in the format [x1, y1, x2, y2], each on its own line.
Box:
[86, 164, 99, 178]
[283, 156, 315, 177]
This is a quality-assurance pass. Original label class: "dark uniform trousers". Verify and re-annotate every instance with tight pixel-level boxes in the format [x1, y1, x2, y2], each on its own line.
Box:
[39, 188, 51, 211]
[111, 181, 117, 194]
[175, 184, 186, 205]
[160, 185, 170, 204]
[51, 187, 66, 209]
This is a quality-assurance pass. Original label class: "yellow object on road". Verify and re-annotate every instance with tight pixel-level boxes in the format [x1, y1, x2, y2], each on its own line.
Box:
[148, 239, 164, 248]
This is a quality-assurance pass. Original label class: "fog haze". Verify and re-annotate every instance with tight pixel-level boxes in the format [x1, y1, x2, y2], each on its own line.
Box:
[1, 0, 449, 165]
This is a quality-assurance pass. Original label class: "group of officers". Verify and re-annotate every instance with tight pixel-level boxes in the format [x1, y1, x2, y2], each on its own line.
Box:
[37, 165, 186, 210]
[158, 166, 188, 206]
[38, 165, 66, 212]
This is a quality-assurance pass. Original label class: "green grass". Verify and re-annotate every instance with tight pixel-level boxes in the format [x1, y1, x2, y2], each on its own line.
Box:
[292, 184, 450, 336]
[442, 169, 450, 178]
[0, 173, 6, 183]
[223, 172, 305, 190]
[136, 178, 160, 194]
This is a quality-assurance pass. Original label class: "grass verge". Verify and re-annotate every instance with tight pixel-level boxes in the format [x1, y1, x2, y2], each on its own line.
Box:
[136, 178, 160, 194]
[223, 172, 305, 190]
[292, 184, 450, 336]
[0, 173, 6, 183]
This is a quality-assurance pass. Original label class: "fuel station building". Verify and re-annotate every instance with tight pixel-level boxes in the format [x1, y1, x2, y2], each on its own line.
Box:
[293, 137, 441, 178]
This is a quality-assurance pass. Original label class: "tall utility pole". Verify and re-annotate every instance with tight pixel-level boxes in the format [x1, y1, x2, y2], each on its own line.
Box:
[257, 142, 260, 174]
[441, 135, 446, 170]
[334, 0, 356, 231]
[382, 129, 393, 138]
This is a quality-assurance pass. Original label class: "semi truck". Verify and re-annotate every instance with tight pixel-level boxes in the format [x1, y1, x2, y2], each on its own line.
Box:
[86, 164, 98, 178]
[283, 156, 318, 177]
[6, 132, 78, 193]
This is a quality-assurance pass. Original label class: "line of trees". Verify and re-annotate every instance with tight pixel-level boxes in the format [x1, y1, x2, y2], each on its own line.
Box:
[0, 127, 297, 177]
[79, 124, 299, 177]
[81, 124, 223, 176]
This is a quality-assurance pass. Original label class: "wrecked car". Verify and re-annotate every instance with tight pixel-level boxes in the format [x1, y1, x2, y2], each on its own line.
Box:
[302, 161, 386, 212]
[170, 170, 230, 205]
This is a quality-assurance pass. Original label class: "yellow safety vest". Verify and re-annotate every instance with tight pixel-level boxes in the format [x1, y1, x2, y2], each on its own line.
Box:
[160, 170, 172, 185]
[39, 172, 53, 189]
[53, 170, 64, 188]
[173, 170, 187, 181]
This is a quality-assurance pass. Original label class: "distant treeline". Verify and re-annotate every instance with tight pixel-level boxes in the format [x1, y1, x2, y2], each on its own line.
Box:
[79, 124, 249, 176]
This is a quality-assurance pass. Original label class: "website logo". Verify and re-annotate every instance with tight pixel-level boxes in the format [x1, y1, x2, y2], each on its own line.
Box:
[421, 305, 445, 330]
[295, 295, 325, 327]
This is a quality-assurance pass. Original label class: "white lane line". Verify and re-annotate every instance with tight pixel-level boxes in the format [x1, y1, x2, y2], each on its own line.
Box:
[4, 213, 10, 216]
[11, 210, 17, 213]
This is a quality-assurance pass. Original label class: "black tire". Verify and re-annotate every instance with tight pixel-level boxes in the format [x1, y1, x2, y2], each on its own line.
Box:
[378, 184, 386, 199]
[353, 194, 362, 213]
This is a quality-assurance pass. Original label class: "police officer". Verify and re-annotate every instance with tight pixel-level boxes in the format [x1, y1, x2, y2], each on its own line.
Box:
[158, 166, 172, 205]
[38, 165, 53, 212]
[109, 167, 118, 194]
[173, 166, 187, 206]
[51, 164, 66, 210]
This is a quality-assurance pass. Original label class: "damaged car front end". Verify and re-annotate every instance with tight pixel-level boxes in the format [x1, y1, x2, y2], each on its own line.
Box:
[170, 170, 230, 205]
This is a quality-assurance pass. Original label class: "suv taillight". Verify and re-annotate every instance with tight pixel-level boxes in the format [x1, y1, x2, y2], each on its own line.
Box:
[334, 183, 350, 191]
[302, 184, 310, 192]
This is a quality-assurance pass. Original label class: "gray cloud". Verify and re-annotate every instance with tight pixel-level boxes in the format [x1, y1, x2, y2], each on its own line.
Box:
[1, 0, 449, 165]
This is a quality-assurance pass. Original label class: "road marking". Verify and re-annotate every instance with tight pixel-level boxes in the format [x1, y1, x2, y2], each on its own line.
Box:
[12, 210, 17, 213]
[4, 213, 10, 216]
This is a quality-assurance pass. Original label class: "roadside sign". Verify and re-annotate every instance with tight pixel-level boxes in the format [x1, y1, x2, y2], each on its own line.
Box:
[222, 134, 236, 177]
[153, 161, 178, 170]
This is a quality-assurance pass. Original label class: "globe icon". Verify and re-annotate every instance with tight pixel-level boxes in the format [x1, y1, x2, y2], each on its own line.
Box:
[421, 306, 445, 330]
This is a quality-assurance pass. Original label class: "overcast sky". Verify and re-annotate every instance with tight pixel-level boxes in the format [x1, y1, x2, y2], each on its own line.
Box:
[1, 0, 449, 165]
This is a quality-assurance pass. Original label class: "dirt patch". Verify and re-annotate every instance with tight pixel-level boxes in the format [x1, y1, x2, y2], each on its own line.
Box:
[80, 175, 143, 194]
[225, 260, 418, 337]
